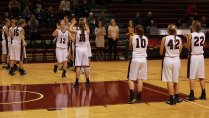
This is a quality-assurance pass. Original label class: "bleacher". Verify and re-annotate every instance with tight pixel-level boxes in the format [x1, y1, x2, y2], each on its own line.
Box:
[0, 0, 209, 62]
[108, 0, 209, 58]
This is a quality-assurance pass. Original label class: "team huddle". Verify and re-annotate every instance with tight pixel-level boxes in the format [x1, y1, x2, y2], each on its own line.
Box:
[127, 21, 206, 105]
[1, 18, 27, 76]
[1, 17, 206, 105]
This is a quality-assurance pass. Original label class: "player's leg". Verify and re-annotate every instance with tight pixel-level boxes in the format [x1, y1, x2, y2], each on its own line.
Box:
[73, 47, 81, 87]
[199, 78, 206, 99]
[127, 59, 138, 104]
[2, 40, 7, 68]
[136, 58, 147, 103]
[167, 82, 175, 105]
[61, 49, 68, 77]
[9, 60, 15, 75]
[84, 49, 90, 87]
[136, 79, 143, 103]
[173, 57, 182, 103]
[6, 55, 10, 70]
[19, 45, 26, 75]
[84, 67, 90, 87]
[162, 58, 175, 105]
[185, 55, 196, 101]
[1, 54, 6, 68]
[62, 61, 67, 77]
[128, 80, 136, 104]
[74, 66, 80, 87]
[54, 48, 61, 73]
[173, 82, 183, 103]
[197, 55, 206, 100]
[6, 42, 11, 70]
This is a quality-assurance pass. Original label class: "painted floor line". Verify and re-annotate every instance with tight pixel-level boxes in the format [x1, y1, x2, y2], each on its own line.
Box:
[190, 102, 209, 109]
[93, 70, 209, 109]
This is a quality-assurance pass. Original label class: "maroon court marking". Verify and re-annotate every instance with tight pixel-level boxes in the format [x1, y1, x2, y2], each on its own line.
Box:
[0, 81, 187, 112]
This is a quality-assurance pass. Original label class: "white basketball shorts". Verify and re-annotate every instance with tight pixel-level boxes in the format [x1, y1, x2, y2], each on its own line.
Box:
[188, 55, 205, 79]
[10, 43, 22, 61]
[162, 57, 181, 83]
[56, 48, 68, 63]
[128, 57, 147, 80]
[2, 40, 8, 55]
[74, 47, 89, 67]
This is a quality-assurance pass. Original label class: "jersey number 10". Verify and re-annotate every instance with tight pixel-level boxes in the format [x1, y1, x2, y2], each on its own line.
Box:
[136, 38, 146, 48]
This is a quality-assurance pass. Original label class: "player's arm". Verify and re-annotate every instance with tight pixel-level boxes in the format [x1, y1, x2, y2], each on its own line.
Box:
[69, 20, 77, 33]
[160, 37, 166, 55]
[85, 22, 90, 34]
[186, 34, 192, 51]
[129, 36, 133, 51]
[4, 27, 9, 37]
[68, 31, 74, 41]
[52, 29, 58, 37]
[20, 29, 27, 46]
[179, 38, 183, 54]
[9, 28, 14, 39]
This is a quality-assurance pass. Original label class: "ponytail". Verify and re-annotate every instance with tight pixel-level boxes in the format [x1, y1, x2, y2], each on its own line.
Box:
[79, 21, 86, 42]
[81, 27, 85, 42]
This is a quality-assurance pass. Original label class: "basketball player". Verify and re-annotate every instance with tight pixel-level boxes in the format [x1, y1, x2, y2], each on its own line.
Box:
[160, 24, 182, 105]
[53, 20, 71, 77]
[185, 21, 206, 101]
[127, 25, 148, 104]
[2, 19, 10, 69]
[8, 19, 17, 69]
[9, 19, 27, 75]
[70, 18, 90, 87]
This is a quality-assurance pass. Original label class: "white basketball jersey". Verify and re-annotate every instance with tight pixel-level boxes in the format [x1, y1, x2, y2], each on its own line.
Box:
[190, 32, 205, 55]
[2, 26, 7, 40]
[75, 30, 89, 47]
[164, 35, 182, 57]
[56, 30, 69, 48]
[13, 27, 23, 44]
[132, 35, 148, 58]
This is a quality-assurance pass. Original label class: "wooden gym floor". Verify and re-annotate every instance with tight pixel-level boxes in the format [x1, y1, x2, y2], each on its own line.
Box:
[0, 59, 209, 118]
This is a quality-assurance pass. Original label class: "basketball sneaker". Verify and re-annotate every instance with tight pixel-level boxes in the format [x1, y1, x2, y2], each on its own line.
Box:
[62, 70, 66, 78]
[54, 65, 58, 73]
[199, 93, 206, 100]
[128, 98, 136, 104]
[19, 69, 27, 75]
[174, 97, 183, 103]
[9, 67, 15, 75]
[185, 95, 195, 101]
[166, 99, 176, 105]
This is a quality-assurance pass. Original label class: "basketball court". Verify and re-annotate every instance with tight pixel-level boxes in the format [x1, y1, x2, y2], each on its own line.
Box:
[0, 59, 209, 118]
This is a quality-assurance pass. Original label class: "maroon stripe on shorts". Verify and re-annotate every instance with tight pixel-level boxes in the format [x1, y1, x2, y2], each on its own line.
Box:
[20, 42, 24, 61]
